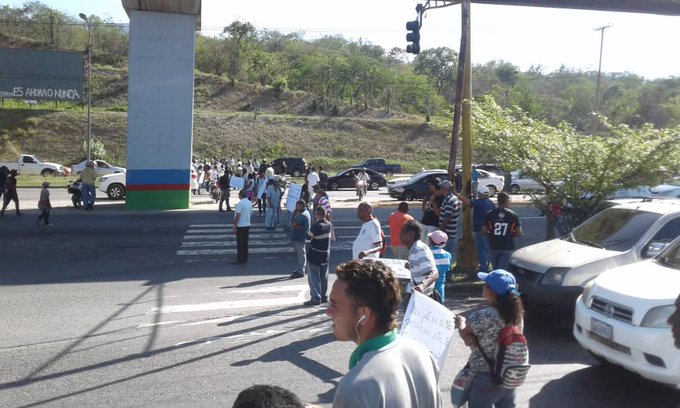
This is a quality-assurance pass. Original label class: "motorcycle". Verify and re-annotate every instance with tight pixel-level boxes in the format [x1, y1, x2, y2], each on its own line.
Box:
[208, 180, 220, 203]
[66, 179, 83, 208]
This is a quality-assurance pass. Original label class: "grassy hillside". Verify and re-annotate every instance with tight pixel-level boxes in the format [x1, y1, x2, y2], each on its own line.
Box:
[0, 67, 452, 172]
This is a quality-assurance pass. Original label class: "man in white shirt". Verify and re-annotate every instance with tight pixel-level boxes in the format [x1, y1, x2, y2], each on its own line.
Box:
[307, 167, 320, 197]
[353, 202, 382, 260]
[232, 189, 252, 265]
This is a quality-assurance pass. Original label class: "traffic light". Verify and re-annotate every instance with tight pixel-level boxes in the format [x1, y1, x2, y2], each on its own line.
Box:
[406, 19, 420, 54]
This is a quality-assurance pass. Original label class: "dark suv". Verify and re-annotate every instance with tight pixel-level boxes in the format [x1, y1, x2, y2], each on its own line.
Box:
[271, 157, 308, 177]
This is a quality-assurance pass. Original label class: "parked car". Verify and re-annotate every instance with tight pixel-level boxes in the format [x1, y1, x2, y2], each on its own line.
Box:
[98, 172, 126, 200]
[71, 160, 125, 177]
[350, 158, 402, 176]
[271, 157, 308, 177]
[474, 163, 505, 175]
[388, 169, 446, 187]
[509, 199, 680, 313]
[509, 171, 543, 194]
[0, 154, 64, 176]
[98, 167, 199, 200]
[322, 168, 387, 191]
[388, 170, 449, 201]
[573, 236, 680, 389]
[388, 169, 503, 200]
[657, 187, 680, 199]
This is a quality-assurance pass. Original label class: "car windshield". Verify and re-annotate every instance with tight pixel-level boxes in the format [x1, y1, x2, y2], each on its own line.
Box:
[570, 208, 661, 251]
[657, 237, 680, 270]
[33, 156, 45, 163]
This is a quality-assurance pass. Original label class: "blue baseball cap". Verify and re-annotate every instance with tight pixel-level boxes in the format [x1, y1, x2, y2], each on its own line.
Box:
[477, 269, 518, 296]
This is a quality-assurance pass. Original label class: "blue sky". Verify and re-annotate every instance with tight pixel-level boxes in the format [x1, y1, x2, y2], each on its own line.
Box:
[7, 0, 680, 79]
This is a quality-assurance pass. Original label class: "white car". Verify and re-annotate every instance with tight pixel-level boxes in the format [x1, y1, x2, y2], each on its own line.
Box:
[477, 169, 504, 196]
[510, 171, 543, 194]
[509, 200, 680, 313]
[98, 172, 126, 200]
[98, 167, 200, 200]
[72, 160, 125, 177]
[573, 236, 680, 389]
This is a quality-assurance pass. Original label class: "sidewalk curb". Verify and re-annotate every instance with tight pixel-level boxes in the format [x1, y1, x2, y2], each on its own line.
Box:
[446, 280, 483, 295]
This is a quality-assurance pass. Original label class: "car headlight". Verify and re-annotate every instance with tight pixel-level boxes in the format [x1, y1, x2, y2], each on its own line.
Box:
[541, 267, 570, 286]
[640, 305, 674, 328]
[581, 279, 595, 305]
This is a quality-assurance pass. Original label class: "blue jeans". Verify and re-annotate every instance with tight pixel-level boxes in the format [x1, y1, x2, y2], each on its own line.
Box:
[434, 269, 447, 302]
[265, 205, 279, 228]
[465, 372, 515, 408]
[444, 236, 456, 278]
[292, 241, 306, 274]
[490, 250, 513, 271]
[307, 262, 329, 303]
[475, 232, 490, 272]
[81, 184, 96, 208]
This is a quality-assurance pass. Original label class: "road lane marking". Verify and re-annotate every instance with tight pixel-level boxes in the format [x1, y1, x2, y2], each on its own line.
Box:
[183, 233, 288, 240]
[177, 248, 294, 256]
[233, 284, 309, 294]
[137, 321, 183, 328]
[181, 240, 291, 247]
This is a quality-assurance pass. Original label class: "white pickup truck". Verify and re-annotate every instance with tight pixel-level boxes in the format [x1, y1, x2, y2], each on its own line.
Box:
[0, 154, 65, 176]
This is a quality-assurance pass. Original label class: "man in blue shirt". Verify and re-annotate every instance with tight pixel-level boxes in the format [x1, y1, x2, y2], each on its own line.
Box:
[290, 200, 311, 279]
[456, 185, 496, 272]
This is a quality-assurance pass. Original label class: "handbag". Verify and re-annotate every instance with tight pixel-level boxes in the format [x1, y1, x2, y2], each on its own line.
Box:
[451, 364, 474, 407]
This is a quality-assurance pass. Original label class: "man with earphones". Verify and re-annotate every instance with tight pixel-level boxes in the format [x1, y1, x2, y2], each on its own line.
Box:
[327, 260, 442, 407]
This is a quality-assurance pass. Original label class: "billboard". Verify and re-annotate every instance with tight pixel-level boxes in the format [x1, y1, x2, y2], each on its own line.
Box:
[0, 48, 84, 102]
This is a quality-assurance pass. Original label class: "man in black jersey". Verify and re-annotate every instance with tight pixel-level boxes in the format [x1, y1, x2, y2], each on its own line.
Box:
[481, 192, 522, 270]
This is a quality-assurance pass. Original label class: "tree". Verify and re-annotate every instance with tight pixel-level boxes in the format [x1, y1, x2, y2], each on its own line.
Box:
[413, 47, 457, 98]
[223, 21, 257, 86]
[472, 96, 680, 232]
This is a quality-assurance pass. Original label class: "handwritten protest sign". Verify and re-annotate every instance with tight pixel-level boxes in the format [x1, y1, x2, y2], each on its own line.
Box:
[400, 291, 456, 371]
[256, 179, 266, 199]
[285, 183, 302, 212]
[230, 176, 244, 190]
[376, 258, 411, 281]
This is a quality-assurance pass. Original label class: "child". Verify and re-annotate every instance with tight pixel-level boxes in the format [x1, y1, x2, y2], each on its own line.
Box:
[428, 230, 451, 301]
[36, 181, 52, 226]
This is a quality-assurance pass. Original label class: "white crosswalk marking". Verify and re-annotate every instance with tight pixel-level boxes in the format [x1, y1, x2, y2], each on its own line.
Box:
[176, 222, 366, 261]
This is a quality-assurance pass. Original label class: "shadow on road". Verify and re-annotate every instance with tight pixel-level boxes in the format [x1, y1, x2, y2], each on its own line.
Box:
[529, 364, 680, 408]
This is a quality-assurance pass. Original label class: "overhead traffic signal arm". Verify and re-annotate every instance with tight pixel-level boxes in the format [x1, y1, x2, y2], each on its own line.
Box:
[405, 1, 458, 55]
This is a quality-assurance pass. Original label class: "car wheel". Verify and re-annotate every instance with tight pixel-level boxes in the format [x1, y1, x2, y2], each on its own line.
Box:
[487, 185, 497, 196]
[369, 181, 380, 191]
[41, 169, 55, 177]
[510, 184, 520, 194]
[330, 182, 340, 191]
[107, 183, 126, 200]
[293, 169, 302, 178]
[402, 191, 415, 201]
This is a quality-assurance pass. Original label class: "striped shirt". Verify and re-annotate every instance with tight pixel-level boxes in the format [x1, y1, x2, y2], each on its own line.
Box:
[439, 193, 460, 238]
[317, 195, 332, 218]
[407, 240, 438, 295]
[431, 247, 452, 275]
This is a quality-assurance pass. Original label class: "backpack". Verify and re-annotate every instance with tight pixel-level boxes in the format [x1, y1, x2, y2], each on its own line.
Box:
[478, 325, 530, 389]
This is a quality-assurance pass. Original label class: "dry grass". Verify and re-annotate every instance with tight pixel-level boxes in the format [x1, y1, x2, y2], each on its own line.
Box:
[0, 66, 453, 172]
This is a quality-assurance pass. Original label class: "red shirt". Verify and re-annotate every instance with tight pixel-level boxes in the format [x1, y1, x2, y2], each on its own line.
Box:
[387, 211, 414, 247]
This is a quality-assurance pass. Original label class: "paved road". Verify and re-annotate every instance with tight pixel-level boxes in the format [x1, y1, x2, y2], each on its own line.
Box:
[1, 197, 678, 407]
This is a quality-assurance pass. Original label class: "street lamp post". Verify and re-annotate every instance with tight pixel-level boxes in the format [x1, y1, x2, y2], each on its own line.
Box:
[79, 13, 92, 163]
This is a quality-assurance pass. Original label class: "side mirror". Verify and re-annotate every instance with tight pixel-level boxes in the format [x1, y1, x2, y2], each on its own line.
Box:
[644, 241, 667, 258]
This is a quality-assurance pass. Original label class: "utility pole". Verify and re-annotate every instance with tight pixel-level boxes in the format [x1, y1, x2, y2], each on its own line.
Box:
[79, 13, 92, 163]
[594, 24, 611, 116]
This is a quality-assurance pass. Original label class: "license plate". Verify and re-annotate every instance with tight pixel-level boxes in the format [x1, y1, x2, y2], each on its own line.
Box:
[591, 318, 613, 341]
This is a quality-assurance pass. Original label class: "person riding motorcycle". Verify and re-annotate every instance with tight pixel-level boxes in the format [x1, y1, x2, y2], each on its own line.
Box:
[355, 170, 369, 199]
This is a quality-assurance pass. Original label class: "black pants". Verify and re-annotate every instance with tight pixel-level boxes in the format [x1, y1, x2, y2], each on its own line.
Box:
[219, 189, 231, 210]
[37, 209, 50, 225]
[236, 226, 249, 263]
[1, 193, 20, 214]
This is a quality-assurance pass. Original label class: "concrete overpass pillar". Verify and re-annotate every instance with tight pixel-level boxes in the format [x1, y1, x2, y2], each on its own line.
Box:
[122, 1, 201, 209]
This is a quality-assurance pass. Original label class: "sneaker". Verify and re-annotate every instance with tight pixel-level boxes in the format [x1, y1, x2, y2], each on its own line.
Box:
[45, 223, 53, 227]
[303, 300, 321, 306]
[321, 297, 328, 304]
[289, 273, 304, 279]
